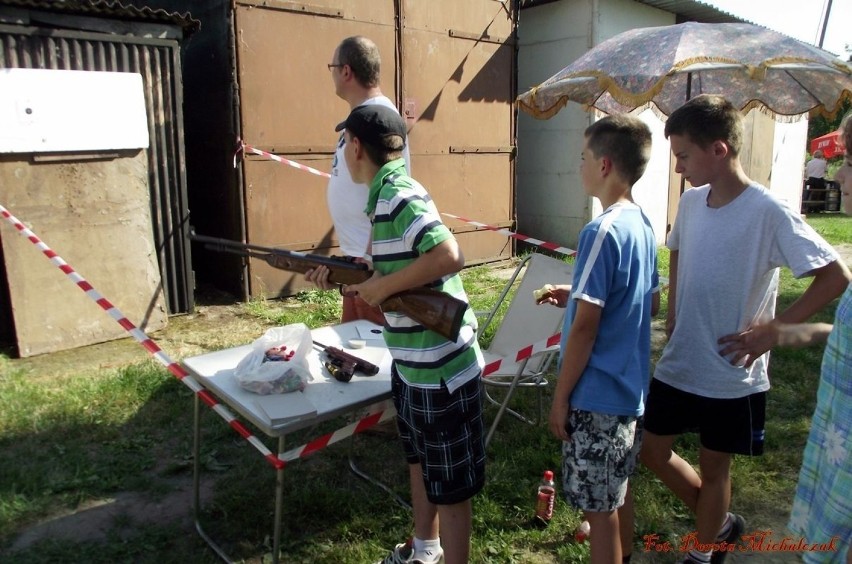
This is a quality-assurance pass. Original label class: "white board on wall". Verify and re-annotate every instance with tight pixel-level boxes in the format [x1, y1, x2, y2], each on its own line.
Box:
[0, 68, 149, 153]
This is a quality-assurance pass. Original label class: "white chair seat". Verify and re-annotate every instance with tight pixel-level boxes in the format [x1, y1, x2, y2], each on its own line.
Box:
[477, 253, 573, 447]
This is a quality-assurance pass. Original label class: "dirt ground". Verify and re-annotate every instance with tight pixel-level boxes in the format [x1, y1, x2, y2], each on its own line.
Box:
[5, 245, 852, 556]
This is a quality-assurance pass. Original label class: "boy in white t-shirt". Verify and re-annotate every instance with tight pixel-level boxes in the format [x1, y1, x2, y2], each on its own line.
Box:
[641, 95, 850, 564]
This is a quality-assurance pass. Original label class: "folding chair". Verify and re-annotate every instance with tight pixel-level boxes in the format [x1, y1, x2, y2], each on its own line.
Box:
[478, 253, 573, 447]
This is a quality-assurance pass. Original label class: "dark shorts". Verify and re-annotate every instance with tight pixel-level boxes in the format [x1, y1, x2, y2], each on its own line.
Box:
[392, 366, 486, 505]
[644, 378, 766, 455]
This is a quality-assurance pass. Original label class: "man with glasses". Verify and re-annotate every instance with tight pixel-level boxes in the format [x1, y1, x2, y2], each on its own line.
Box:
[310, 36, 411, 324]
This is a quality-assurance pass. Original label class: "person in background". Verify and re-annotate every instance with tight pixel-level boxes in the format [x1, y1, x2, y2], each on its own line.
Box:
[311, 104, 485, 564]
[804, 148, 828, 213]
[718, 111, 852, 564]
[311, 35, 411, 324]
[640, 94, 850, 564]
[538, 114, 660, 564]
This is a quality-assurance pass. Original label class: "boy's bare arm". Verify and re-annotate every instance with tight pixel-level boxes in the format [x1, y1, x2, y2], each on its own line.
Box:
[776, 260, 851, 324]
[719, 322, 833, 367]
[665, 250, 678, 338]
[549, 300, 602, 441]
[348, 239, 464, 306]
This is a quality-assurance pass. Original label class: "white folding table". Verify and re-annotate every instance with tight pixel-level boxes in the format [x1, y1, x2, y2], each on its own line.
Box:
[182, 320, 395, 563]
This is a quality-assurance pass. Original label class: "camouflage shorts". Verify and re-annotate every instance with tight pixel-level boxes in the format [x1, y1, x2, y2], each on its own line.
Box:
[561, 409, 642, 513]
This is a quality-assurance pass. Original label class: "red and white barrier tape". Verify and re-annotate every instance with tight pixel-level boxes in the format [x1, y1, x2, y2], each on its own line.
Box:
[238, 141, 331, 179]
[2, 206, 569, 469]
[233, 144, 573, 259]
[0, 203, 286, 470]
[443, 212, 669, 287]
[483, 332, 562, 378]
[232, 145, 574, 259]
[442, 213, 577, 258]
[279, 401, 396, 462]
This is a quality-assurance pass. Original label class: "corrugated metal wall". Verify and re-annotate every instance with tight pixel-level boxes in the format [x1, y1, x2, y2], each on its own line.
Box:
[0, 23, 193, 314]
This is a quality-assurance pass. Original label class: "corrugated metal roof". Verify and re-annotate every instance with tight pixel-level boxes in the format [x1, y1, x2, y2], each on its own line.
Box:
[0, 0, 199, 33]
[632, 0, 748, 24]
[520, 0, 750, 25]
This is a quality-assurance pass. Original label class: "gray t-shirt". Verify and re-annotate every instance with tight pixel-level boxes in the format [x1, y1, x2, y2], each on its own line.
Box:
[654, 183, 837, 399]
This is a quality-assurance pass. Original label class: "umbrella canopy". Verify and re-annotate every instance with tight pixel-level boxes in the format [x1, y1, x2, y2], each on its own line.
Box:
[810, 131, 845, 159]
[518, 22, 852, 120]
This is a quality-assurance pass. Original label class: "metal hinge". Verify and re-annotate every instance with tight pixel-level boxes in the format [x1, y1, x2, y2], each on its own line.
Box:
[448, 29, 512, 45]
[449, 146, 516, 154]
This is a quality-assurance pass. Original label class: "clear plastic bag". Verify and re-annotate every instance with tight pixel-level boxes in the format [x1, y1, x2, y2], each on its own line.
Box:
[234, 324, 313, 394]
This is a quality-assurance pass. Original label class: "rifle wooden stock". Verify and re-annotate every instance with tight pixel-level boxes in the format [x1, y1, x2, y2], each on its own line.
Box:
[191, 233, 467, 341]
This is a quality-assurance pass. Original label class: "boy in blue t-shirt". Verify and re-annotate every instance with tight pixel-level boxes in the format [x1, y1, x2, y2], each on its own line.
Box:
[538, 114, 660, 564]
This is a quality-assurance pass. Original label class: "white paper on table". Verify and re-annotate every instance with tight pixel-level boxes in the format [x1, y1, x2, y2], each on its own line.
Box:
[356, 324, 385, 340]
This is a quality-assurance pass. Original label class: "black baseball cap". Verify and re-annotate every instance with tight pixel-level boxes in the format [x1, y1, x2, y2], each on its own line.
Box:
[335, 104, 407, 150]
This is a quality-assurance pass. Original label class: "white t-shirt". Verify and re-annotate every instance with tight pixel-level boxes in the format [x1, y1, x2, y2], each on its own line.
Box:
[654, 183, 837, 399]
[327, 95, 411, 257]
[805, 157, 827, 179]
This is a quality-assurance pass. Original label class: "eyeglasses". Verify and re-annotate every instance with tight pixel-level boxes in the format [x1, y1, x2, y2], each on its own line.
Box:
[327, 63, 344, 71]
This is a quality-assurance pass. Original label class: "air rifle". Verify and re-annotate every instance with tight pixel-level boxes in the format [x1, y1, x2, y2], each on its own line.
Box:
[191, 233, 467, 342]
[313, 341, 379, 383]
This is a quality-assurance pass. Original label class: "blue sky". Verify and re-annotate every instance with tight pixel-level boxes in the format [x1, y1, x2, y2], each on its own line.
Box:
[702, 0, 850, 59]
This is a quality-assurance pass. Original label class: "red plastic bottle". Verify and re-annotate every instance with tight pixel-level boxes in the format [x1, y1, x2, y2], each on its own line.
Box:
[534, 470, 556, 523]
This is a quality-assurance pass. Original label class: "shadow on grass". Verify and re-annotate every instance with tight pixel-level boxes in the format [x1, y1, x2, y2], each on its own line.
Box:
[0, 365, 416, 563]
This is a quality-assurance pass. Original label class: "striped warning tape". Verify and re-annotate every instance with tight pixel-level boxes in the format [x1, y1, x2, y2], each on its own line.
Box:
[277, 331, 562, 464]
[6, 206, 564, 471]
[441, 213, 577, 257]
[239, 141, 332, 179]
[483, 332, 562, 377]
[279, 400, 396, 463]
[443, 212, 669, 287]
[0, 203, 286, 470]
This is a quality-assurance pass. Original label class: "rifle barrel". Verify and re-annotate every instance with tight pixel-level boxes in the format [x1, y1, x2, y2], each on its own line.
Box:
[190, 233, 368, 273]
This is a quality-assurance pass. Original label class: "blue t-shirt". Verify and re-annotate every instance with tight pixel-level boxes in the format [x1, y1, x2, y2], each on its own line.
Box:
[558, 202, 659, 416]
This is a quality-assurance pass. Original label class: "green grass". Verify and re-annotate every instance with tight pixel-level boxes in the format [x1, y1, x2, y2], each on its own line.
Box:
[804, 213, 852, 246]
[0, 215, 848, 563]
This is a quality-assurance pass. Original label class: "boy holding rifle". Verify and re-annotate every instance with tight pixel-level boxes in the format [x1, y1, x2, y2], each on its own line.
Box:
[306, 104, 485, 564]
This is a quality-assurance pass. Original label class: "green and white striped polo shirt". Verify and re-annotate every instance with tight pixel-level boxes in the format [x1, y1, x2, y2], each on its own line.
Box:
[364, 159, 483, 393]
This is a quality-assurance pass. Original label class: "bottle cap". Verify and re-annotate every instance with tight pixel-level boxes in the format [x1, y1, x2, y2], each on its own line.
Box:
[543, 470, 554, 481]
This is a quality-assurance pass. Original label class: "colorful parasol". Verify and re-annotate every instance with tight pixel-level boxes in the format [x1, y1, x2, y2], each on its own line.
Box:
[518, 22, 852, 120]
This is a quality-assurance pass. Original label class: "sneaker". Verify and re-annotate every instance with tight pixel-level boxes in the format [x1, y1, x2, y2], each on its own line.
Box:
[375, 539, 443, 564]
[710, 513, 745, 564]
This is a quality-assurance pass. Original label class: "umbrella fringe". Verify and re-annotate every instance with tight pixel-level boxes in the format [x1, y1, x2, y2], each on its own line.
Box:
[515, 92, 568, 120]
[518, 90, 852, 123]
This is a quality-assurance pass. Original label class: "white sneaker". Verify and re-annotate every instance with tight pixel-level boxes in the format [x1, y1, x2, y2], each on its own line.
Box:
[376, 539, 443, 564]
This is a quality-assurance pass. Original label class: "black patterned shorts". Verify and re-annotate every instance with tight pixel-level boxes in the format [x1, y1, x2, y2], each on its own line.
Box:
[561, 409, 642, 513]
[392, 367, 486, 505]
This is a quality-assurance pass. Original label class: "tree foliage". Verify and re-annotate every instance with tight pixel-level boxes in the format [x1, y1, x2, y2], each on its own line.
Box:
[808, 97, 851, 141]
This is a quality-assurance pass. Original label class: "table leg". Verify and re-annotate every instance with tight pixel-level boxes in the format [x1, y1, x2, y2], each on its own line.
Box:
[272, 436, 285, 564]
[348, 440, 411, 510]
[193, 394, 233, 563]
[347, 402, 410, 510]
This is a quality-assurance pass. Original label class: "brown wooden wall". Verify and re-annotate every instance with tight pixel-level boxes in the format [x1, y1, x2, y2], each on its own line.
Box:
[232, 0, 518, 297]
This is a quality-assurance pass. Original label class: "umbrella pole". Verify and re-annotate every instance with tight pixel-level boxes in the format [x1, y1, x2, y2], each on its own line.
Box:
[679, 73, 693, 196]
